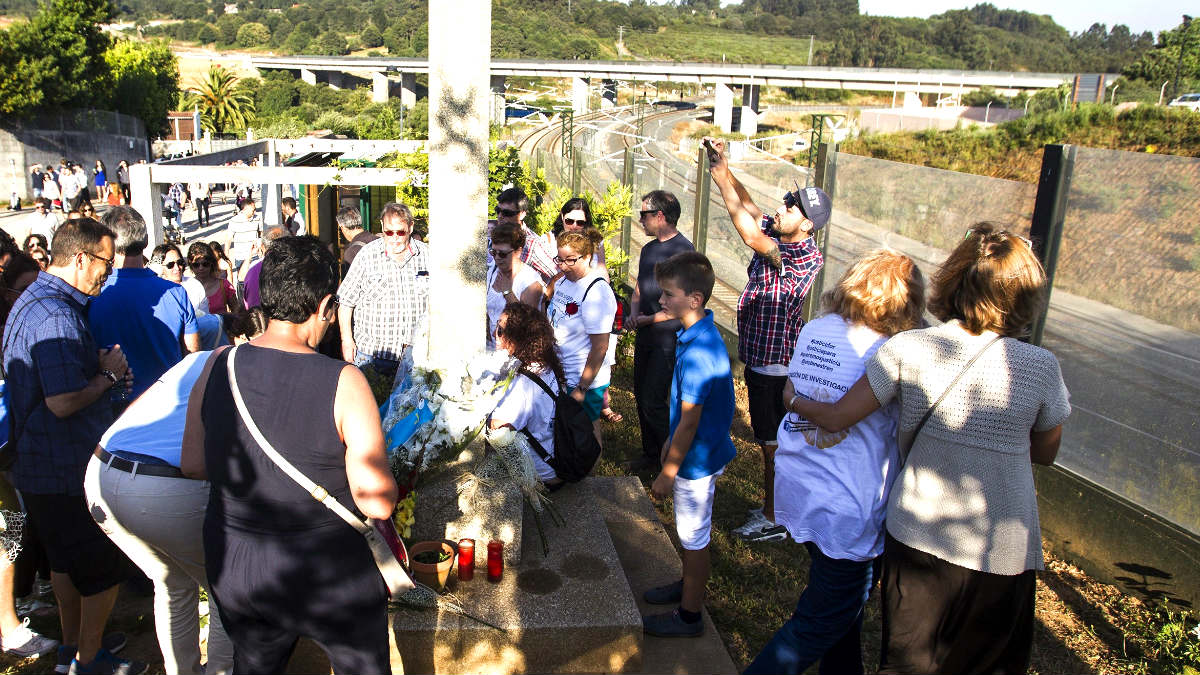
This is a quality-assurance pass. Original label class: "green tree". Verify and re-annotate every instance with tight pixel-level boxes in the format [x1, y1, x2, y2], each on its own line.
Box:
[185, 65, 256, 134]
[103, 39, 180, 136]
[360, 24, 383, 48]
[0, 0, 114, 116]
[235, 22, 271, 48]
[309, 31, 348, 55]
[1123, 17, 1200, 91]
[196, 23, 219, 44]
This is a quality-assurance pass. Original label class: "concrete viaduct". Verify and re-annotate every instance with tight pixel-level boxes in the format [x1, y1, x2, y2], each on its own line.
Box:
[249, 55, 1073, 134]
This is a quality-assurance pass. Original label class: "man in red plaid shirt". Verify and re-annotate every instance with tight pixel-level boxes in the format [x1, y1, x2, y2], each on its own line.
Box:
[703, 136, 828, 542]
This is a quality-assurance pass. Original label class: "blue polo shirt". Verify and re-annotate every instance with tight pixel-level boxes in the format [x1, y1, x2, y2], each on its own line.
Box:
[2, 272, 114, 495]
[669, 309, 737, 480]
[88, 268, 198, 399]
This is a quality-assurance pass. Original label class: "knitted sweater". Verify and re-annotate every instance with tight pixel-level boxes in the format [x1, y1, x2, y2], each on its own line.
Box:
[866, 320, 1071, 575]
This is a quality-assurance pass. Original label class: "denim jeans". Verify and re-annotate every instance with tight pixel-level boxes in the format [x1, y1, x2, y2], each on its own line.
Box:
[743, 542, 879, 675]
[354, 352, 401, 382]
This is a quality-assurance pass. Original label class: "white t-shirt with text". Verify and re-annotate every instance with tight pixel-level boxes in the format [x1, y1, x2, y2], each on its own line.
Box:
[547, 269, 616, 390]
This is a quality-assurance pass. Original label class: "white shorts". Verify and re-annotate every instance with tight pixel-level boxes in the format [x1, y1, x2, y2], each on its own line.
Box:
[673, 469, 723, 551]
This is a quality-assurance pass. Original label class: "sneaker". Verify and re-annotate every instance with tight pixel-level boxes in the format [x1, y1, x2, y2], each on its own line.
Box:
[67, 649, 147, 675]
[1, 617, 60, 657]
[56, 634, 127, 674]
[642, 608, 703, 638]
[741, 522, 789, 543]
[746, 505, 764, 518]
[643, 579, 683, 605]
[732, 511, 771, 537]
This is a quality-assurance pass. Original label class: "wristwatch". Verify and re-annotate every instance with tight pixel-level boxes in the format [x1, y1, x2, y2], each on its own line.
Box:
[101, 370, 119, 385]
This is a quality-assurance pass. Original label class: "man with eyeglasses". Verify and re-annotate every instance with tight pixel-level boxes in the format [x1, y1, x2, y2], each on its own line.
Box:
[88, 206, 200, 408]
[625, 190, 694, 472]
[2, 218, 149, 675]
[703, 136, 829, 543]
[487, 186, 558, 282]
[18, 198, 60, 248]
[337, 201, 429, 378]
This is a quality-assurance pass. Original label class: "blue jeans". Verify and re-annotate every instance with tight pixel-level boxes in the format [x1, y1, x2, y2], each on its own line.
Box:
[744, 542, 879, 675]
[354, 353, 401, 381]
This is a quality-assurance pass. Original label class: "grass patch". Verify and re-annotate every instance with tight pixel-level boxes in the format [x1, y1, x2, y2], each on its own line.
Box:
[623, 27, 821, 65]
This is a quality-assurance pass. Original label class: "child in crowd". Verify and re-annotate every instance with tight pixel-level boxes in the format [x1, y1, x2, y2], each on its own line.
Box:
[744, 250, 925, 674]
[642, 251, 736, 638]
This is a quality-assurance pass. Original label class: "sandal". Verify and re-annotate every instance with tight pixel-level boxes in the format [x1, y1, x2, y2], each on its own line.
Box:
[602, 408, 623, 423]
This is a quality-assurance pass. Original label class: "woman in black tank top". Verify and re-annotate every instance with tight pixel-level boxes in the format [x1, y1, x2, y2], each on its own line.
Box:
[187, 237, 398, 675]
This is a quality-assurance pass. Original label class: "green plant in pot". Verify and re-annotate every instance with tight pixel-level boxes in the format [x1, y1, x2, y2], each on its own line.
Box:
[409, 541, 455, 592]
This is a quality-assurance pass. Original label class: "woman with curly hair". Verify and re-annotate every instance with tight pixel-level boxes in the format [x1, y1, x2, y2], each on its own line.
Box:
[487, 302, 566, 485]
[786, 223, 1071, 675]
[488, 303, 566, 487]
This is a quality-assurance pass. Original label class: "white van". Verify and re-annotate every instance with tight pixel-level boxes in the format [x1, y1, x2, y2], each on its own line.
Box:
[1168, 93, 1200, 112]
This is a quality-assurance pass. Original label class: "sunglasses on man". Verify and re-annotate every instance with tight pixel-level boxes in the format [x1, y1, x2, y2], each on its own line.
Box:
[163, 259, 187, 270]
[496, 207, 520, 218]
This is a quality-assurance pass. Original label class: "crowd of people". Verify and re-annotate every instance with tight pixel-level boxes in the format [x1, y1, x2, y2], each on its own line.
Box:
[28, 160, 132, 216]
[0, 133, 1070, 675]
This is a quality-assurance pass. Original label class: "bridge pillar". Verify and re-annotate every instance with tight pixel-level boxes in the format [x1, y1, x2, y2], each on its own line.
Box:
[490, 75, 507, 126]
[300, 68, 317, 86]
[400, 72, 417, 108]
[327, 71, 344, 90]
[737, 83, 760, 136]
[713, 82, 734, 133]
[572, 77, 590, 114]
[601, 79, 618, 109]
[372, 73, 389, 103]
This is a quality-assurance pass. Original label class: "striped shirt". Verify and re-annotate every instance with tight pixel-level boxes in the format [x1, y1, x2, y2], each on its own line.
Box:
[337, 238, 430, 362]
[736, 216, 823, 368]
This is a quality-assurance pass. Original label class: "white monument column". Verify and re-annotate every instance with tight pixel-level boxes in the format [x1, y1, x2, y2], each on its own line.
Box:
[372, 73, 390, 103]
[713, 82, 734, 133]
[128, 163, 164, 250]
[426, 0, 490, 363]
[571, 77, 590, 114]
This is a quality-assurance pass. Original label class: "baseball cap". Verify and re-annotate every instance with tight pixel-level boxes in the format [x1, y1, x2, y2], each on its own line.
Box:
[786, 185, 832, 231]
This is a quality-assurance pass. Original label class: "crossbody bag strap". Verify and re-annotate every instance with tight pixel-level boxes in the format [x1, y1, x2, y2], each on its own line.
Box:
[912, 334, 1004, 442]
[226, 346, 370, 536]
[516, 368, 556, 462]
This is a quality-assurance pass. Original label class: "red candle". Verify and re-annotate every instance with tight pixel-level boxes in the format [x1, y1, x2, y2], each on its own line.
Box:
[487, 540, 503, 583]
[457, 539, 475, 581]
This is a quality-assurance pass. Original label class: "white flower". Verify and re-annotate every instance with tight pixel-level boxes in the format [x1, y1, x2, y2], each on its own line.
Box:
[1191, 623, 1200, 641]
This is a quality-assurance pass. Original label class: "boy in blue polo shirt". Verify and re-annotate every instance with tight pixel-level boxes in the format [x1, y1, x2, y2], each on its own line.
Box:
[643, 251, 736, 637]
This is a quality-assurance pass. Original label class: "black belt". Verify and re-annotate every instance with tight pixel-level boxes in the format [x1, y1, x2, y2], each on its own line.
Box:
[94, 447, 189, 479]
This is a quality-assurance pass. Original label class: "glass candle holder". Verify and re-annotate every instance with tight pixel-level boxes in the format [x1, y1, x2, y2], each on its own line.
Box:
[487, 540, 503, 583]
[457, 539, 475, 581]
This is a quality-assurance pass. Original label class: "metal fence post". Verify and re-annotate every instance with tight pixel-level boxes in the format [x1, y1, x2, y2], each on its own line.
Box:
[570, 151, 582, 195]
[692, 146, 710, 254]
[620, 147, 634, 282]
[1028, 143, 1074, 346]
[802, 142, 838, 324]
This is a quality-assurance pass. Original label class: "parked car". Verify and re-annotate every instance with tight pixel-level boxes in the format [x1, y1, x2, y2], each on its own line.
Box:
[1168, 93, 1200, 112]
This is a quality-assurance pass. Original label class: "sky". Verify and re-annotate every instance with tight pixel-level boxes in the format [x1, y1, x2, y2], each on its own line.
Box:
[854, 0, 1191, 36]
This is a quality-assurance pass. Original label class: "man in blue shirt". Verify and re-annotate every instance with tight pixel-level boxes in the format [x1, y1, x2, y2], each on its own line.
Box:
[643, 251, 736, 638]
[89, 206, 200, 407]
[2, 218, 148, 674]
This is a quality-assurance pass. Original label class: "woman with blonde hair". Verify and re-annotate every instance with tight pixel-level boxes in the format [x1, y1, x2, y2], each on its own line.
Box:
[547, 231, 617, 446]
[786, 223, 1071, 675]
[746, 249, 925, 675]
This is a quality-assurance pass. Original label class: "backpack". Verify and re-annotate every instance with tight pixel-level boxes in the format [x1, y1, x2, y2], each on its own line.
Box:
[517, 368, 601, 483]
[578, 277, 628, 334]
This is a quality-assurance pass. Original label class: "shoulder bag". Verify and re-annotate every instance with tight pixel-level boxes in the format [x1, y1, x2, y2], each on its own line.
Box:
[225, 346, 414, 599]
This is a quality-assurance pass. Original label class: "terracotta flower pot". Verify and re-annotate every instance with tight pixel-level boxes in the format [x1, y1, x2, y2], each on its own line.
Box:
[409, 541, 455, 591]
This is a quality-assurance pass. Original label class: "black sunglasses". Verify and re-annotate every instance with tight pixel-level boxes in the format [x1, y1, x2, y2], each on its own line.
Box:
[639, 209, 660, 218]
[496, 207, 520, 218]
[163, 260, 186, 270]
[562, 217, 587, 226]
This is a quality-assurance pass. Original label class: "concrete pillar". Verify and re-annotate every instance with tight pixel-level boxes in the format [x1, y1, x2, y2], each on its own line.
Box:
[571, 77, 590, 114]
[601, 79, 617, 109]
[400, 72, 417, 108]
[129, 163, 163, 250]
[738, 83, 760, 136]
[713, 82, 734, 133]
[299, 68, 316, 86]
[490, 75, 507, 126]
[427, 0, 490, 364]
[264, 139, 282, 225]
[372, 73, 390, 103]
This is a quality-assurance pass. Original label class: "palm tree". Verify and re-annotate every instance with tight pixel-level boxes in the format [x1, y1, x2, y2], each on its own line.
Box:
[185, 65, 255, 135]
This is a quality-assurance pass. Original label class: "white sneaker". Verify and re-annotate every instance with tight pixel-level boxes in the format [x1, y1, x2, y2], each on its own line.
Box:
[2, 617, 60, 658]
[732, 511, 770, 537]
